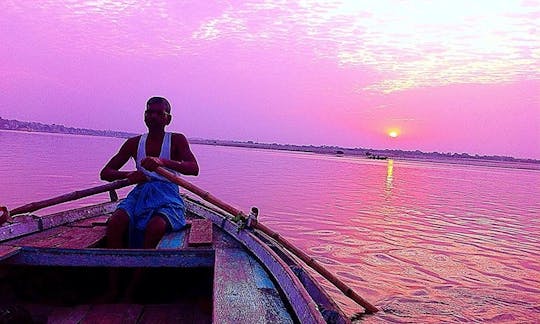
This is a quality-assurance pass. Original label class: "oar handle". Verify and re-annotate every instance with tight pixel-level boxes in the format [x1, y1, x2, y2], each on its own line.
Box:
[154, 167, 245, 218]
[3, 178, 133, 220]
[154, 166, 378, 313]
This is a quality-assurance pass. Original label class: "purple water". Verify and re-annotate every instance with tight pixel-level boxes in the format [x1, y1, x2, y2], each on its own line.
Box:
[1, 130, 539, 322]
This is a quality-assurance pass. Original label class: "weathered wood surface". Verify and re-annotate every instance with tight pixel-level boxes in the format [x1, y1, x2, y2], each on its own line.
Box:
[180, 177, 376, 314]
[255, 231, 351, 323]
[0, 201, 118, 243]
[68, 215, 111, 228]
[80, 304, 143, 324]
[0, 195, 348, 323]
[3, 247, 215, 268]
[138, 304, 211, 324]
[213, 246, 294, 324]
[187, 201, 326, 324]
[188, 219, 213, 246]
[0, 215, 40, 242]
[157, 228, 189, 249]
[40, 201, 118, 230]
[158, 218, 214, 249]
[3, 225, 105, 249]
[47, 304, 91, 324]
[0, 245, 20, 260]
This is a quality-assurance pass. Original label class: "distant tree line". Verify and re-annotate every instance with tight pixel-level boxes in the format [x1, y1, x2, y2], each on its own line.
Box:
[1, 117, 538, 164]
[0, 117, 135, 139]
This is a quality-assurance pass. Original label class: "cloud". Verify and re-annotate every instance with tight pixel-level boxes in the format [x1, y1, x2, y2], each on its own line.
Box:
[3, 1, 537, 93]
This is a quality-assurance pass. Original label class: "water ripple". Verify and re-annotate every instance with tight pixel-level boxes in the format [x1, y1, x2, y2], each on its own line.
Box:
[2, 133, 540, 323]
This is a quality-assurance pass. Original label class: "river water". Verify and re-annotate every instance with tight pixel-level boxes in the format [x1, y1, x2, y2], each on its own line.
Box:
[1, 130, 539, 323]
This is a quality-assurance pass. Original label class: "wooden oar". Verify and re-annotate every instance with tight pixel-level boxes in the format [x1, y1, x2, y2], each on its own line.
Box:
[0, 178, 133, 224]
[154, 166, 379, 314]
[253, 221, 379, 314]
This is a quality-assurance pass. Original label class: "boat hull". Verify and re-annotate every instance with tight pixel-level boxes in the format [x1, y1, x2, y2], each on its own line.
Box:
[0, 198, 349, 323]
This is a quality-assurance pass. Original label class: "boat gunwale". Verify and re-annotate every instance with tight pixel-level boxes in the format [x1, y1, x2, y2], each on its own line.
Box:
[253, 229, 351, 323]
[0, 200, 120, 243]
[185, 198, 328, 324]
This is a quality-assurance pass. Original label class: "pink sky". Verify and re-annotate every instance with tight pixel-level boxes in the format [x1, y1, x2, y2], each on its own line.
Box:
[1, 1, 539, 159]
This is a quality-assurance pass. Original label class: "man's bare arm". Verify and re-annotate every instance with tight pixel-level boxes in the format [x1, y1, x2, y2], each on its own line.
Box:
[100, 137, 144, 182]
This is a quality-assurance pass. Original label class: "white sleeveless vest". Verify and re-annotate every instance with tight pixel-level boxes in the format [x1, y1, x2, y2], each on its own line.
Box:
[135, 133, 177, 182]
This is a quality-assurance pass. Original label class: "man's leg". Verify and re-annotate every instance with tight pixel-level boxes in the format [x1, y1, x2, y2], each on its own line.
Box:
[143, 214, 168, 249]
[103, 209, 129, 302]
[106, 210, 129, 248]
[123, 215, 168, 302]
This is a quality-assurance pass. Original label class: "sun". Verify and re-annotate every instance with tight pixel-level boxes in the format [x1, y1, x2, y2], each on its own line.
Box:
[388, 131, 399, 138]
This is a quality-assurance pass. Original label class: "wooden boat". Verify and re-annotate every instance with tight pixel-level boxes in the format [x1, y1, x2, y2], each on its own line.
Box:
[0, 168, 377, 323]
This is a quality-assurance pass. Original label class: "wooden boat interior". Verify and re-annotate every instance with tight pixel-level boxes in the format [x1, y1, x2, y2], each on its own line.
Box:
[0, 196, 348, 323]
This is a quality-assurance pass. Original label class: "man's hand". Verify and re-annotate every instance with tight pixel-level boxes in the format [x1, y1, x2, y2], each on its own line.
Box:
[127, 171, 148, 184]
[141, 157, 164, 171]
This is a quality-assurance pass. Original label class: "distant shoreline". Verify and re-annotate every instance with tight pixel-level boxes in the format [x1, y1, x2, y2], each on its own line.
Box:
[1, 117, 538, 169]
[0, 117, 135, 139]
[190, 138, 540, 171]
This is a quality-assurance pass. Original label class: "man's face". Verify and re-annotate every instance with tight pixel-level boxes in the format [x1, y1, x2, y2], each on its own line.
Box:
[144, 102, 171, 130]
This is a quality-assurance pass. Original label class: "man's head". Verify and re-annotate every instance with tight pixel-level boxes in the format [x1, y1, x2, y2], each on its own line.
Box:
[144, 96, 172, 131]
[147, 96, 171, 114]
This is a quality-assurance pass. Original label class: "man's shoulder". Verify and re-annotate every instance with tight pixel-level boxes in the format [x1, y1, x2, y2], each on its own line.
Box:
[125, 135, 142, 144]
[170, 132, 188, 141]
[120, 135, 142, 152]
[126, 135, 142, 142]
[170, 133, 191, 150]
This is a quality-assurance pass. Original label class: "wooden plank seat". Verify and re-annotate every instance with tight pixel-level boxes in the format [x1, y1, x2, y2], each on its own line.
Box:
[188, 219, 213, 247]
[1, 216, 215, 268]
[157, 218, 213, 249]
[3, 224, 106, 249]
[157, 226, 189, 249]
[4, 215, 214, 251]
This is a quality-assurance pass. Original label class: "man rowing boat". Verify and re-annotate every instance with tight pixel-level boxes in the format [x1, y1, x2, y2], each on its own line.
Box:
[100, 96, 199, 249]
[100, 96, 199, 302]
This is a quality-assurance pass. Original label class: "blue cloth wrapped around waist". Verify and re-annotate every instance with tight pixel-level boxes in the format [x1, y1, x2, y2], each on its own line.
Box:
[118, 180, 186, 232]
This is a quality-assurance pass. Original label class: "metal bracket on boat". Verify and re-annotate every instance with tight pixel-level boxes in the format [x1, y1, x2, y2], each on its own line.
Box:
[246, 207, 259, 228]
[0, 206, 11, 225]
[229, 207, 258, 232]
[231, 212, 247, 232]
[0, 206, 41, 230]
